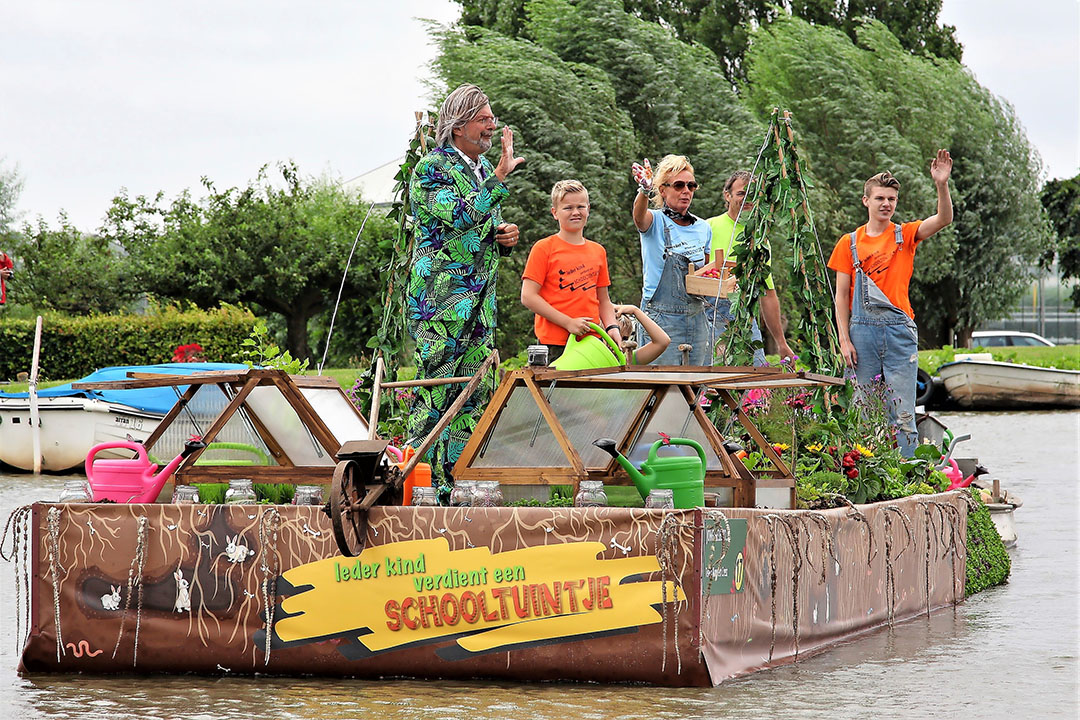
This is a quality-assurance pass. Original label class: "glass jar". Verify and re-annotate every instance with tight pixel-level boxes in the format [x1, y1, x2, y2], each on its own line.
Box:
[411, 486, 437, 507]
[574, 480, 608, 507]
[645, 488, 674, 509]
[450, 480, 477, 507]
[59, 479, 93, 503]
[172, 484, 201, 504]
[292, 485, 324, 505]
[473, 480, 504, 507]
[224, 479, 257, 504]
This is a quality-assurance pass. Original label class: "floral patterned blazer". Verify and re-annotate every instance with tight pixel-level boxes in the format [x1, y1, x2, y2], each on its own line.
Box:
[407, 143, 510, 335]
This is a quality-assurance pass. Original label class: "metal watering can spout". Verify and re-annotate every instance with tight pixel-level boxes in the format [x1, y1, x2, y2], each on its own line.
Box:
[593, 438, 654, 495]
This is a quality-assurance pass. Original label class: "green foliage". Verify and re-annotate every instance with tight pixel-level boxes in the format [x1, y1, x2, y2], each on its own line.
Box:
[720, 111, 841, 371]
[434, 0, 764, 358]
[965, 489, 1011, 595]
[454, 0, 963, 83]
[0, 156, 23, 236]
[8, 215, 137, 314]
[1041, 174, 1080, 309]
[238, 319, 310, 373]
[194, 482, 296, 505]
[744, 17, 1049, 346]
[101, 162, 396, 363]
[0, 304, 255, 381]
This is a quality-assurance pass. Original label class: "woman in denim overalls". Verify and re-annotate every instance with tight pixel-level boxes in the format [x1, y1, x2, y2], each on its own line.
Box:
[630, 155, 712, 366]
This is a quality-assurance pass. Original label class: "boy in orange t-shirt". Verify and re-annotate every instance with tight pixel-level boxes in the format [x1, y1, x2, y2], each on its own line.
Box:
[521, 180, 620, 360]
[827, 150, 953, 456]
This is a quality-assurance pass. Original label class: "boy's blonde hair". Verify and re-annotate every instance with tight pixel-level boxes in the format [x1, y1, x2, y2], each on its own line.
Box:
[864, 171, 901, 198]
[650, 154, 695, 208]
[551, 179, 589, 207]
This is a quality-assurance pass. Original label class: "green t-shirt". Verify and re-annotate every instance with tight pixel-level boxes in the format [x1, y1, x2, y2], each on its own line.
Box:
[705, 213, 774, 290]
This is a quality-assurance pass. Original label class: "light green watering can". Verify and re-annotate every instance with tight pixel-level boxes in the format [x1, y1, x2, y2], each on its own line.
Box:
[550, 322, 627, 370]
[593, 436, 707, 509]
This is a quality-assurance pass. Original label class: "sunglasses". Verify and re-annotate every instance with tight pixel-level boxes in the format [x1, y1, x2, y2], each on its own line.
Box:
[662, 180, 699, 191]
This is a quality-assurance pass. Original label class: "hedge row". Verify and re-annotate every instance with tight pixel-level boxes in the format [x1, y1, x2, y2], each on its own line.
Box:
[0, 306, 256, 381]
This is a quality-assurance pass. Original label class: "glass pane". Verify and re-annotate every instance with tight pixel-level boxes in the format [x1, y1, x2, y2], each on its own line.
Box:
[299, 387, 369, 446]
[470, 385, 650, 469]
[626, 389, 724, 470]
[244, 386, 334, 466]
[152, 384, 271, 464]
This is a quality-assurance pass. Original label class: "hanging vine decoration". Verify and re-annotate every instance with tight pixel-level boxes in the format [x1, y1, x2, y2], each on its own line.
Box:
[356, 111, 439, 422]
[720, 108, 842, 375]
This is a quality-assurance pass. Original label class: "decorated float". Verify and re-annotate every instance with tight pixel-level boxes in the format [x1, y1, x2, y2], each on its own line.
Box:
[4, 109, 1009, 685]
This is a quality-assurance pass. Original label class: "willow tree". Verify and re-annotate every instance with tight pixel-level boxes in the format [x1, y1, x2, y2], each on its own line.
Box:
[745, 17, 1048, 345]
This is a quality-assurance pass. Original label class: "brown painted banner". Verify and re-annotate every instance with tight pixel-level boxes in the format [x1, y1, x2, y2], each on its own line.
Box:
[17, 492, 967, 686]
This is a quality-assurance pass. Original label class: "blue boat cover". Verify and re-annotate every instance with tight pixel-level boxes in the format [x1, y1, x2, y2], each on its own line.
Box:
[0, 363, 249, 415]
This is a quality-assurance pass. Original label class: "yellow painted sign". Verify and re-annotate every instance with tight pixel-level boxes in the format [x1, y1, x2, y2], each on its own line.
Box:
[275, 538, 684, 657]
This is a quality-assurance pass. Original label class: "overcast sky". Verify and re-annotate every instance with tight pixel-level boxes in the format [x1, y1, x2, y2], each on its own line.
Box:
[1, 0, 1077, 232]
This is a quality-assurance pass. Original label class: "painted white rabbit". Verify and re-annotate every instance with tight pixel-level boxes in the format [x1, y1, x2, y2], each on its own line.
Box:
[225, 535, 252, 564]
[174, 568, 191, 613]
[101, 585, 121, 611]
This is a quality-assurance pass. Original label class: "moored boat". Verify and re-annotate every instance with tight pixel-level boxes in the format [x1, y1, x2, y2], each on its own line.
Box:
[938, 355, 1080, 409]
[0, 363, 246, 471]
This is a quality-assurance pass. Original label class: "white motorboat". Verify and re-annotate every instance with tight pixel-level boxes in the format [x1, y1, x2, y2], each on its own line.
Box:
[938, 355, 1080, 409]
[0, 363, 247, 471]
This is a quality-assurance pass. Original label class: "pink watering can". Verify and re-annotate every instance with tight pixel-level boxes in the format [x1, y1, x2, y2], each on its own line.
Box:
[85, 439, 206, 503]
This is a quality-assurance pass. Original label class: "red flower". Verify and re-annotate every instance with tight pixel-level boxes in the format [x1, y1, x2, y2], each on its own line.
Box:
[846, 468, 859, 479]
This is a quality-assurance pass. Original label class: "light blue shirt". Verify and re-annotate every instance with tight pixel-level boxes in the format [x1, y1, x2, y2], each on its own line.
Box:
[639, 209, 711, 303]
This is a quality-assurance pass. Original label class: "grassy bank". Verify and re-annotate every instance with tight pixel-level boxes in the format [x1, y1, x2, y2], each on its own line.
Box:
[919, 345, 1080, 375]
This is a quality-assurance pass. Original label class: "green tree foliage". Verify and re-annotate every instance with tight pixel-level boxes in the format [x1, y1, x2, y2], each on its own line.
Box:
[435, 0, 763, 355]
[453, 0, 962, 82]
[101, 162, 395, 363]
[10, 215, 137, 313]
[0, 157, 23, 237]
[1041, 174, 1080, 309]
[744, 17, 1047, 345]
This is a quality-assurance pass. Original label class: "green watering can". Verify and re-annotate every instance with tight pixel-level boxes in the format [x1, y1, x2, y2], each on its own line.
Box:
[550, 322, 627, 370]
[593, 436, 706, 509]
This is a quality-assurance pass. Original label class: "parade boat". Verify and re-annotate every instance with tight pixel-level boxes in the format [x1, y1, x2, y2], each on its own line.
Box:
[0, 363, 247, 471]
[8, 366, 984, 686]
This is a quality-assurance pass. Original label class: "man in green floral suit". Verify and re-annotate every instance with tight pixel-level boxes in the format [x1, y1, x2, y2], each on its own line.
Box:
[407, 84, 524, 500]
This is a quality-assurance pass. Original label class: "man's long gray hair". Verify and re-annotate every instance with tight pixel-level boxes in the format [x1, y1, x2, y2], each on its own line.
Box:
[435, 84, 490, 147]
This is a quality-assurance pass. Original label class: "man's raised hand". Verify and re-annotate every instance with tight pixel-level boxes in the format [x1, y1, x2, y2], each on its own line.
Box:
[494, 126, 525, 181]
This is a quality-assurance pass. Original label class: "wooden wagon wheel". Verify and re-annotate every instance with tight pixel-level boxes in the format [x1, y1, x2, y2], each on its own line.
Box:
[329, 460, 373, 557]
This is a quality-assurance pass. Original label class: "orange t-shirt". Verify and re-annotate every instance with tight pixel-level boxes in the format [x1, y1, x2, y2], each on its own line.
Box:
[828, 220, 923, 319]
[522, 234, 611, 345]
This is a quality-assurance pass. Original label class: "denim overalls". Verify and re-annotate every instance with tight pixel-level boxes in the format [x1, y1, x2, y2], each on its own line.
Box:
[639, 214, 710, 366]
[847, 225, 919, 457]
[706, 298, 767, 366]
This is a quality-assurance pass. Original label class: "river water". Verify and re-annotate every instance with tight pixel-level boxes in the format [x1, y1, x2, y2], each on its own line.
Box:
[0, 411, 1075, 719]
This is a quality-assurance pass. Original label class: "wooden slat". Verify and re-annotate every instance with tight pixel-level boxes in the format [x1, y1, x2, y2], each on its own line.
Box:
[272, 375, 341, 458]
[717, 389, 793, 478]
[174, 466, 334, 483]
[452, 365, 520, 477]
[142, 383, 201, 452]
[237, 402, 295, 467]
[381, 376, 473, 388]
[176, 377, 262, 470]
[74, 369, 272, 390]
[522, 374, 587, 480]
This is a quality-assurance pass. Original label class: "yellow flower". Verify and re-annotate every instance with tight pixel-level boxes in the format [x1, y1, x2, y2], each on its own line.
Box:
[772, 443, 790, 451]
[855, 443, 874, 458]
[806, 443, 823, 453]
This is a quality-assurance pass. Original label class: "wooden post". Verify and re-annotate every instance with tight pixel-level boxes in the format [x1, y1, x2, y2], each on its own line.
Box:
[368, 356, 384, 441]
[29, 315, 43, 474]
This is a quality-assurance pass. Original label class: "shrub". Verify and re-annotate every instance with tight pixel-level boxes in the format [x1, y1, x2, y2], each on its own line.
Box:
[0, 304, 255, 381]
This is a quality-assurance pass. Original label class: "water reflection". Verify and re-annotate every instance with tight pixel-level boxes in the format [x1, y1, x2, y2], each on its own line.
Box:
[0, 411, 1076, 719]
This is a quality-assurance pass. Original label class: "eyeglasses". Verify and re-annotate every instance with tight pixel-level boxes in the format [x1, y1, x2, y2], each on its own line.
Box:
[472, 115, 499, 127]
[662, 181, 699, 191]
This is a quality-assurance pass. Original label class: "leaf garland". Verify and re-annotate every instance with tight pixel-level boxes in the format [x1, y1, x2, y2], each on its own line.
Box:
[719, 109, 842, 375]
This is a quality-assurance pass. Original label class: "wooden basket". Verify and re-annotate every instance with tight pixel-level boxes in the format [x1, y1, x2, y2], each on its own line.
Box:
[685, 256, 737, 298]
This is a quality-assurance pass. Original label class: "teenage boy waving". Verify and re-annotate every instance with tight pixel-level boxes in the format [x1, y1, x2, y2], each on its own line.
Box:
[828, 150, 953, 457]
